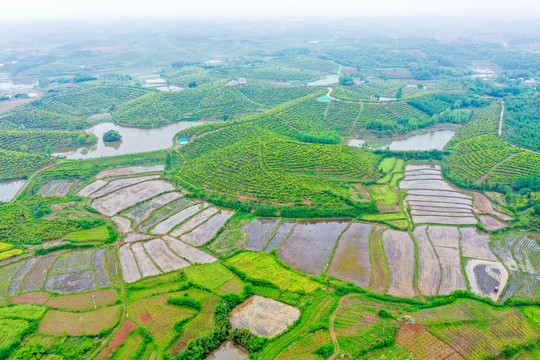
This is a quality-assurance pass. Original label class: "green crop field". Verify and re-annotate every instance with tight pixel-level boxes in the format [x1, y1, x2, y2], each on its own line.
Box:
[226, 252, 321, 292]
[63, 225, 110, 242]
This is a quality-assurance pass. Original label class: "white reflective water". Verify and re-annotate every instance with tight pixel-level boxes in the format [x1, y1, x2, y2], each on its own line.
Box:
[348, 130, 456, 151]
[0, 179, 26, 203]
[53, 120, 211, 159]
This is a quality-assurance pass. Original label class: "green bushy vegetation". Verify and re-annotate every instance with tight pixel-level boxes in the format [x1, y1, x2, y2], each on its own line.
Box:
[503, 91, 540, 151]
[0, 149, 51, 181]
[0, 130, 95, 154]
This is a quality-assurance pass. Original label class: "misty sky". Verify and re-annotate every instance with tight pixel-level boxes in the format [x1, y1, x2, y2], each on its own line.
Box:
[2, 0, 539, 21]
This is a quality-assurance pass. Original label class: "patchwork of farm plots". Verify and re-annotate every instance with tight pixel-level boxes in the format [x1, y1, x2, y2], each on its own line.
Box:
[400, 163, 478, 225]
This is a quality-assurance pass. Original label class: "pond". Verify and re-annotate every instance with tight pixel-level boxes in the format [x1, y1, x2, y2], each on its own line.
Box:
[308, 74, 339, 86]
[0, 179, 26, 203]
[348, 129, 456, 151]
[205, 341, 248, 360]
[53, 120, 211, 159]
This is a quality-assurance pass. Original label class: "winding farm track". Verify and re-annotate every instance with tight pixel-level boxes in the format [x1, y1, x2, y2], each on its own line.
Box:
[328, 293, 358, 360]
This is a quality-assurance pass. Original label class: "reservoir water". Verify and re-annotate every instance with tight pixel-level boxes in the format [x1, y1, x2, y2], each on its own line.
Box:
[0, 179, 26, 203]
[53, 120, 210, 160]
[348, 130, 456, 151]
[205, 341, 248, 360]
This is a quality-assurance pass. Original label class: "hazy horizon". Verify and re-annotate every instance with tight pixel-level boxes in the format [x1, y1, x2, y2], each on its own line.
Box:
[3, 0, 540, 21]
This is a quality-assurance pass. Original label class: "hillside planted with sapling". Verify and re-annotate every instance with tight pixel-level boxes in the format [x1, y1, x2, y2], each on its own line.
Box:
[503, 91, 540, 151]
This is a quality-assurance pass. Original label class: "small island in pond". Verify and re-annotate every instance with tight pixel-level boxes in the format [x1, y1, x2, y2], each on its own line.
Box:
[103, 129, 122, 142]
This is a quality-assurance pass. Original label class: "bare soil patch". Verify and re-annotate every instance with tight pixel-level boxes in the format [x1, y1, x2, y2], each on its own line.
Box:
[10, 292, 49, 305]
[39, 305, 120, 335]
[460, 227, 497, 260]
[144, 238, 190, 272]
[95, 165, 165, 179]
[263, 220, 295, 253]
[471, 191, 513, 221]
[327, 222, 372, 287]
[414, 225, 440, 296]
[96, 320, 137, 360]
[478, 215, 507, 231]
[396, 323, 463, 360]
[170, 207, 219, 237]
[382, 229, 416, 297]
[124, 233, 151, 243]
[230, 295, 300, 338]
[89, 175, 160, 199]
[118, 244, 142, 283]
[434, 246, 467, 295]
[19, 253, 59, 293]
[242, 218, 280, 251]
[412, 215, 477, 225]
[277, 219, 349, 275]
[39, 180, 74, 196]
[163, 236, 217, 264]
[131, 242, 161, 277]
[122, 191, 182, 225]
[427, 226, 460, 248]
[45, 270, 97, 294]
[181, 209, 235, 246]
[465, 259, 508, 301]
[77, 180, 108, 198]
[45, 289, 118, 310]
[92, 180, 175, 216]
[151, 203, 209, 235]
[111, 216, 132, 234]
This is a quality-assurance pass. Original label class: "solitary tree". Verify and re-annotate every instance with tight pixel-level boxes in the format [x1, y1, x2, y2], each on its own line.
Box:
[44, 144, 52, 158]
[396, 87, 403, 99]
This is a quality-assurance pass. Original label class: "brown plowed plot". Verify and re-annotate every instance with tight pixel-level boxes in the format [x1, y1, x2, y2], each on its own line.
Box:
[277, 219, 349, 275]
[19, 253, 59, 293]
[151, 203, 209, 235]
[112, 216, 132, 233]
[39, 305, 120, 335]
[406, 195, 472, 206]
[8, 258, 36, 296]
[181, 209, 235, 246]
[122, 191, 182, 225]
[460, 227, 497, 260]
[170, 207, 220, 237]
[118, 244, 141, 283]
[434, 246, 466, 295]
[96, 320, 137, 360]
[471, 191, 513, 220]
[91, 249, 110, 288]
[382, 229, 416, 297]
[163, 236, 217, 264]
[242, 218, 280, 251]
[131, 242, 161, 277]
[124, 233, 151, 242]
[465, 259, 508, 301]
[230, 295, 300, 338]
[138, 197, 195, 233]
[39, 180, 74, 196]
[369, 225, 390, 293]
[414, 226, 441, 296]
[46, 289, 118, 310]
[407, 189, 470, 199]
[144, 239, 190, 272]
[400, 179, 454, 191]
[427, 226, 460, 248]
[92, 180, 175, 216]
[45, 270, 96, 293]
[77, 180, 108, 197]
[327, 222, 373, 287]
[95, 165, 165, 179]
[412, 215, 477, 225]
[478, 215, 507, 231]
[11, 292, 49, 305]
[263, 220, 295, 253]
[396, 324, 463, 360]
[89, 175, 161, 198]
